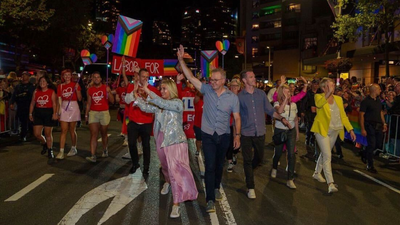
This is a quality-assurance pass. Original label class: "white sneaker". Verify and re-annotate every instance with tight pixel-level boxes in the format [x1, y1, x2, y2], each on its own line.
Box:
[67, 148, 77, 156]
[101, 150, 108, 158]
[170, 205, 180, 218]
[227, 163, 234, 172]
[161, 182, 170, 195]
[56, 152, 64, 159]
[312, 173, 326, 183]
[271, 169, 277, 178]
[122, 140, 128, 146]
[247, 189, 256, 199]
[328, 183, 338, 193]
[286, 180, 297, 189]
[122, 152, 131, 159]
[137, 142, 143, 155]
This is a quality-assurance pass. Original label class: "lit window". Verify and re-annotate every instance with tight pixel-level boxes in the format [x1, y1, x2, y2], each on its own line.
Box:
[288, 4, 301, 12]
[304, 37, 317, 49]
[252, 24, 259, 30]
[252, 48, 258, 57]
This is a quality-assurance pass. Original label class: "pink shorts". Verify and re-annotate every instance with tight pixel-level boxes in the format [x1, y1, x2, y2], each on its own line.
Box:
[60, 101, 81, 122]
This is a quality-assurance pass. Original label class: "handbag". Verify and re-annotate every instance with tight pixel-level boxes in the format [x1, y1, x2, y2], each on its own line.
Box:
[272, 103, 291, 145]
[272, 130, 288, 145]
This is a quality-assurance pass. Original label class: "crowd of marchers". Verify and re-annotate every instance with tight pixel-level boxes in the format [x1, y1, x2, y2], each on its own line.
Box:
[1, 45, 399, 218]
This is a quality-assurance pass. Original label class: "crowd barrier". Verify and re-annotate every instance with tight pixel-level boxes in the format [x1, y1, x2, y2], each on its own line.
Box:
[381, 114, 400, 159]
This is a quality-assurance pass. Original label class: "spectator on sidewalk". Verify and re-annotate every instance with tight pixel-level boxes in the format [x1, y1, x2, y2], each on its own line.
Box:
[10, 71, 35, 142]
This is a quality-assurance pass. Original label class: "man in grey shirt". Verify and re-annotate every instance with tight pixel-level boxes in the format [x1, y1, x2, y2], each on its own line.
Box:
[238, 70, 289, 199]
[177, 45, 241, 213]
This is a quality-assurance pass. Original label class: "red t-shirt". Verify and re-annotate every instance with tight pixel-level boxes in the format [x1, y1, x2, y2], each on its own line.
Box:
[57, 82, 81, 101]
[194, 98, 203, 127]
[35, 89, 54, 108]
[88, 84, 109, 111]
[126, 83, 160, 124]
[116, 86, 127, 105]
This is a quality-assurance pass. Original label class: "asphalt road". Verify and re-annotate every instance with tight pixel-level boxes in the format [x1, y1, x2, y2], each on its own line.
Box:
[1, 109, 400, 225]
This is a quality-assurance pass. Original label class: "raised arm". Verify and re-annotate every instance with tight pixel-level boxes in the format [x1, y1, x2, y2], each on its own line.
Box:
[177, 45, 202, 91]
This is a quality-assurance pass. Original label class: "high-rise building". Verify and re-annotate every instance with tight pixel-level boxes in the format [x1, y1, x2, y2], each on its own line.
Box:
[152, 21, 172, 47]
[241, 0, 333, 80]
[181, 0, 238, 51]
[95, 0, 121, 31]
[181, 7, 203, 51]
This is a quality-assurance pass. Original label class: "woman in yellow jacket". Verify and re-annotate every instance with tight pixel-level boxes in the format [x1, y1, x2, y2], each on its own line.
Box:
[311, 78, 356, 193]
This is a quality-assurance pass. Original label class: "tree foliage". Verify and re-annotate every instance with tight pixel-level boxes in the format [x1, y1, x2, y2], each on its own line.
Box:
[332, 0, 400, 76]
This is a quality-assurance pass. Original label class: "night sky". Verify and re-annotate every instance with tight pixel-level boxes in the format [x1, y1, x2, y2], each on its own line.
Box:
[120, 0, 239, 42]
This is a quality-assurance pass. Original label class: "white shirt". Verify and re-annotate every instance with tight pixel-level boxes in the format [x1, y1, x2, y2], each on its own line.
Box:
[329, 100, 343, 130]
[274, 101, 297, 130]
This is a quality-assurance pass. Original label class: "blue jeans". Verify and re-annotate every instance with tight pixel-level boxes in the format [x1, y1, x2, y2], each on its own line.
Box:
[272, 128, 296, 180]
[202, 131, 230, 202]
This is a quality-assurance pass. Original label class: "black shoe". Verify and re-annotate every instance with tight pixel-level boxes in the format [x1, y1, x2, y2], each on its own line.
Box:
[41, 144, 47, 155]
[366, 166, 377, 173]
[47, 148, 54, 159]
[195, 151, 199, 156]
[130, 164, 140, 174]
[143, 167, 149, 175]
[361, 155, 367, 164]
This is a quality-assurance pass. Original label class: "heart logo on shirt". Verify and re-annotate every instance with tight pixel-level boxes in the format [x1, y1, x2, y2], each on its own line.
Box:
[92, 91, 104, 104]
[62, 87, 73, 98]
[37, 95, 49, 106]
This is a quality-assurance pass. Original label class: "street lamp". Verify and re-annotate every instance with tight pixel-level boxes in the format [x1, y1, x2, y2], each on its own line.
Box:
[267, 46, 271, 84]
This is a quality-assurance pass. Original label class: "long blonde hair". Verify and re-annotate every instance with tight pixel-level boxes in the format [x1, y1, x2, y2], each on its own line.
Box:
[161, 78, 179, 99]
[277, 84, 290, 103]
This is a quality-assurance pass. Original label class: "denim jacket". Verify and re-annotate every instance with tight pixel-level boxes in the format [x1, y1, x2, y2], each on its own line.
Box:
[135, 91, 187, 148]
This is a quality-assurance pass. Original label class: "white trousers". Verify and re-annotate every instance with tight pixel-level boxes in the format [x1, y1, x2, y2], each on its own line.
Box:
[315, 129, 340, 184]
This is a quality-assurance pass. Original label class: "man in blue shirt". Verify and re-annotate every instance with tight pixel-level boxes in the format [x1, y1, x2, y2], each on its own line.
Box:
[177, 45, 241, 213]
[238, 70, 289, 199]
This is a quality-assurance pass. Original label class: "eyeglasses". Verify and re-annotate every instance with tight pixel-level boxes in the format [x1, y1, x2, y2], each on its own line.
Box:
[210, 78, 223, 82]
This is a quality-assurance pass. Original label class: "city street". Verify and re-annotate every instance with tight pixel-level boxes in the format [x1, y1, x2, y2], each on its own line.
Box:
[1, 109, 400, 225]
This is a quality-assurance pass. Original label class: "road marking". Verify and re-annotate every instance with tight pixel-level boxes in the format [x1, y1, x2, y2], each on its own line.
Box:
[58, 171, 147, 225]
[97, 134, 112, 142]
[354, 170, 400, 195]
[197, 153, 237, 225]
[5, 174, 54, 202]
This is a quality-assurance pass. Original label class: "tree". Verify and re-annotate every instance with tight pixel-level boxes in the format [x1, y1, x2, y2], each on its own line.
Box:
[332, 0, 400, 77]
[0, 0, 55, 72]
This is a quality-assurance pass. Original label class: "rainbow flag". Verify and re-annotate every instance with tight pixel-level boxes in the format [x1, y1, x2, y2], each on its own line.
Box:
[344, 106, 367, 146]
[163, 59, 179, 76]
[112, 15, 143, 58]
[201, 50, 218, 78]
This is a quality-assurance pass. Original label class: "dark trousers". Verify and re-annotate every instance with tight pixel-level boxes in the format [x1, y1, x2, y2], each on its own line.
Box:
[335, 138, 343, 155]
[202, 131, 230, 202]
[241, 135, 265, 189]
[17, 108, 30, 139]
[365, 123, 383, 168]
[226, 126, 239, 160]
[127, 121, 152, 169]
[273, 128, 296, 180]
[305, 113, 315, 144]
